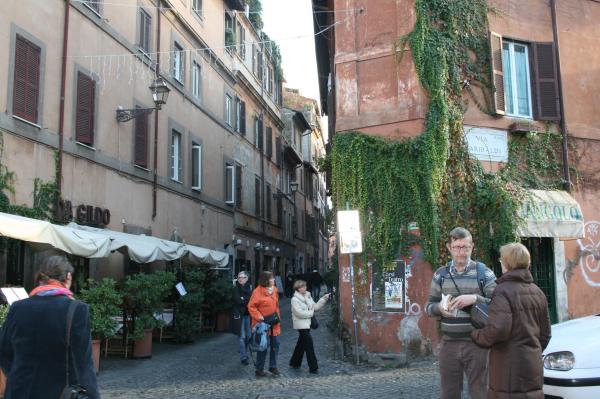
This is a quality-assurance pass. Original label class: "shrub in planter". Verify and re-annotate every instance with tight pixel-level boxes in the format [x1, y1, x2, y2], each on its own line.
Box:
[123, 270, 176, 340]
[0, 304, 9, 327]
[204, 275, 233, 332]
[174, 268, 206, 343]
[79, 278, 123, 340]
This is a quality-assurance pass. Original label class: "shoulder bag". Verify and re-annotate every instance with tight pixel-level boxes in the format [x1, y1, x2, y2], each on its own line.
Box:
[59, 300, 89, 399]
[445, 263, 489, 329]
[310, 315, 319, 329]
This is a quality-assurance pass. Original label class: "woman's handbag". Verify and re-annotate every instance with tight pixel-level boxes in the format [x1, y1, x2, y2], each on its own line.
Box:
[310, 315, 319, 330]
[263, 312, 280, 326]
[470, 302, 489, 329]
[60, 301, 89, 399]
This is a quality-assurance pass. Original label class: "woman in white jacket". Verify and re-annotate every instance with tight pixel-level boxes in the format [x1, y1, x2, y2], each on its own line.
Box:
[289, 279, 330, 373]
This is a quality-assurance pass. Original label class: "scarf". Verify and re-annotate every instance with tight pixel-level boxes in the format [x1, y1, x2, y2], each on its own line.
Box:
[29, 279, 74, 299]
[267, 286, 274, 295]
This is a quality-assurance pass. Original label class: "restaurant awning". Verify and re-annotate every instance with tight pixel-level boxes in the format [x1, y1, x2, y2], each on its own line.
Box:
[517, 189, 584, 240]
[0, 212, 112, 258]
[69, 223, 229, 267]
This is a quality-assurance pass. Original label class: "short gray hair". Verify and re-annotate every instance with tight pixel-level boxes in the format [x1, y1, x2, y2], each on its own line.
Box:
[237, 271, 249, 279]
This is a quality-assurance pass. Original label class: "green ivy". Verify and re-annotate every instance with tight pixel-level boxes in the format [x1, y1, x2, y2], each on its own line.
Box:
[331, 0, 570, 269]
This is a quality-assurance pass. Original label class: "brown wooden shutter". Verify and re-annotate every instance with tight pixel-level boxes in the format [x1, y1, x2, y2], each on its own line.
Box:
[275, 136, 282, 166]
[255, 178, 261, 216]
[75, 72, 95, 145]
[134, 110, 148, 167]
[258, 118, 264, 152]
[240, 101, 246, 135]
[266, 127, 273, 158]
[490, 32, 505, 115]
[235, 164, 242, 208]
[532, 42, 561, 121]
[13, 36, 41, 123]
[266, 184, 271, 221]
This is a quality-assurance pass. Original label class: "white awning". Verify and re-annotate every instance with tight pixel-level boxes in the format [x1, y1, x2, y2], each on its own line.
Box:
[517, 189, 584, 240]
[69, 223, 228, 267]
[0, 212, 112, 258]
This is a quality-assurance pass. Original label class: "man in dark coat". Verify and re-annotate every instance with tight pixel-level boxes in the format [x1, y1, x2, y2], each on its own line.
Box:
[0, 251, 99, 399]
[308, 269, 323, 300]
[231, 271, 252, 365]
[472, 242, 551, 399]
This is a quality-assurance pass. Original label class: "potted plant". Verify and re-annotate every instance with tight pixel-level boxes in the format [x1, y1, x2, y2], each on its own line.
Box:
[0, 304, 9, 396]
[174, 268, 205, 343]
[204, 275, 233, 332]
[122, 271, 176, 358]
[79, 278, 122, 373]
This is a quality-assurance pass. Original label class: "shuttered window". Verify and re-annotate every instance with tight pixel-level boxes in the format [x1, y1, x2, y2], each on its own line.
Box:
[255, 177, 261, 216]
[170, 130, 182, 181]
[266, 127, 273, 158]
[225, 164, 234, 204]
[134, 108, 148, 167]
[532, 43, 560, 121]
[13, 35, 41, 124]
[240, 101, 246, 135]
[490, 32, 505, 115]
[235, 165, 243, 208]
[235, 98, 242, 132]
[75, 72, 96, 145]
[502, 41, 533, 118]
[266, 184, 272, 222]
[191, 143, 202, 190]
[139, 9, 151, 54]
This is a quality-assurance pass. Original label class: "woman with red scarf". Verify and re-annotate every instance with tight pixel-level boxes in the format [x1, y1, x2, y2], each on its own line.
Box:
[0, 250, 99, 399]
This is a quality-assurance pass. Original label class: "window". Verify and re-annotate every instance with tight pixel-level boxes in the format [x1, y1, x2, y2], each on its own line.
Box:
[267, 65, 274, 94]
[134, 107, 148, 167]
[502, 41, 532, 118]
[83, 0, 101, 14]
[225, 95, 232, 126]
[237, 22, 246, 58]
[75, 72, 96, 145]
[239, 100, 246, 135]
[235, 98, 241, 132]
[257, 49, 263, 82]
[191, 143, 202, 190]
[13, 35, 41, 124]
[266, 184, 271, 222]
[266, 127, 273, 158]
[252, 43, 258, 76]
[173, 43, 184, 83]
[235, 164, 242, 207]
[225, 12, 235, 53]
[170, 130, 182, 181]
[254, 117, 262, 149]
[139, 9, 151, 54]
[255, 177, 261, 216]
[225, 164, 234, 204]
[192, 62, 201, 99]
[192, 0, 202, 16]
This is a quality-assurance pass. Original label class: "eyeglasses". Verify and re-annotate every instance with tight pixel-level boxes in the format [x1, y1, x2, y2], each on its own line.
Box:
[450, 245, 472, 252]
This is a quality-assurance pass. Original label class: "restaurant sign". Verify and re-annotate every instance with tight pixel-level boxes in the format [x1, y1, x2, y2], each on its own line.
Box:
[56, 199, 111, 227]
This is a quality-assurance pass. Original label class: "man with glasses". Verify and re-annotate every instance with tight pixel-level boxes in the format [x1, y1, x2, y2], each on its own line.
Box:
[426, 227, 497, 399]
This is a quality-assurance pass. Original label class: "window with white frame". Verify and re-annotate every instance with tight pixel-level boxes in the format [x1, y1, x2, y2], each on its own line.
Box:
[171, 130, 182, 181]
[192, 0, 202, 16]
[192, 62, 201, 99]
[225, 94, 232, 126]
[225, 164, 234, 204]
[235, 98, 242, 132]
[173, 43, 184, 83]
[191, 142, 202, 190]
[502, 41, 532, 118]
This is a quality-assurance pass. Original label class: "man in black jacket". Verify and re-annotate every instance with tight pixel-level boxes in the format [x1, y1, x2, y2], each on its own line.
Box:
[231, 271, 252, 365]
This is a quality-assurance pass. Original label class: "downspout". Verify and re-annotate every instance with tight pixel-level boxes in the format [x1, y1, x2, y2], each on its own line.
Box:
[550, 0, 572, 192]
[58, 0, 71, 197]
[152, 1, 162, 219]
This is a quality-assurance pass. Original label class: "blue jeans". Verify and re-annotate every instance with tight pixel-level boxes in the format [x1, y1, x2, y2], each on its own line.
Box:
[239, 316, 251, 361]
[255, 335, 280, 371]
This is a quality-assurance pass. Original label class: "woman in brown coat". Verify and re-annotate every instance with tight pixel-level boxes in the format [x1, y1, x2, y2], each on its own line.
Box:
[472, 243, 551, 399]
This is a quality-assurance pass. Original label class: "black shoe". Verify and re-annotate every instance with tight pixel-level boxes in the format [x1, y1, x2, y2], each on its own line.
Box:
[268, 367, 281, 376]
[309, 369, 319, 374]
[255, 370, 268, 377]
[241, 359, 249, 366]
[289, 364, 301, 369]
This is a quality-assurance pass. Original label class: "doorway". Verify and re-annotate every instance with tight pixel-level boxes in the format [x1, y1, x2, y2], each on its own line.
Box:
[521, 237, 558, 323]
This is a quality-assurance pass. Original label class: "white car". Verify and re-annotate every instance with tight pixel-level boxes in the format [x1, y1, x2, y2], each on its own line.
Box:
[543, 314, 600, 399]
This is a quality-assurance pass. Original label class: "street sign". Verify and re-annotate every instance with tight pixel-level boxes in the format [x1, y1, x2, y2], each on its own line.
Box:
[338, 210, 363, 254]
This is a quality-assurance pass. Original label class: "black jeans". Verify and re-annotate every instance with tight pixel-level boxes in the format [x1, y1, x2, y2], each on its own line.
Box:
[289, 329, 318, 371]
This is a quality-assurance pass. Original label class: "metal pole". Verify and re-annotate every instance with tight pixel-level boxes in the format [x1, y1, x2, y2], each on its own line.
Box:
[349, 252, 359, 365]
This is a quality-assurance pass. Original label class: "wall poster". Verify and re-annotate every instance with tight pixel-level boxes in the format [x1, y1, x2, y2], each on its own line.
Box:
[371, 259, 406, 313]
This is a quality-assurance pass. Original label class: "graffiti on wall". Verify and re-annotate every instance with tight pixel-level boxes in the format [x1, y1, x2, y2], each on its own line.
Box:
[403, 247, 424, 317]
[576, 221, 600, 287]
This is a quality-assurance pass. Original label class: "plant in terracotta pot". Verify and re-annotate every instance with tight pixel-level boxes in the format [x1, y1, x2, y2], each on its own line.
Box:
[174, 268, 206, 343]
[79, 278, 122, 372]
[122, 270, 176, 358]
[204, 274, 233, 332]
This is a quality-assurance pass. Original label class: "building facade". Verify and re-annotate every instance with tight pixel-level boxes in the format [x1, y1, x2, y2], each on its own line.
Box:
[0, 0, 294, 289]
[314, 0, 600, 357]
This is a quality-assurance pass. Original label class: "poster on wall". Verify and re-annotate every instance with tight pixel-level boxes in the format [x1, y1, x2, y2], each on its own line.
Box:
[371, 259, 406, 313]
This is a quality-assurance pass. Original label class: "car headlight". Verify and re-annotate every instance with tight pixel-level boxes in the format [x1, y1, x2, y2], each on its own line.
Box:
[544, 351, 575, 371]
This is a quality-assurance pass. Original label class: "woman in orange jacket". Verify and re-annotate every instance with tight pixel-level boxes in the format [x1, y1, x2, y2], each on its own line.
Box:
[248, 270, 281, 377]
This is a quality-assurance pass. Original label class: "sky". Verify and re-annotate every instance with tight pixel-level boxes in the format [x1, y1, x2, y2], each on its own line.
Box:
[261, 0, 322, 107]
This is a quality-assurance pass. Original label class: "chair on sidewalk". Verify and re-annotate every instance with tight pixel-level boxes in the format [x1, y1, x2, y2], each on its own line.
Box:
[104, 310, 133, 358]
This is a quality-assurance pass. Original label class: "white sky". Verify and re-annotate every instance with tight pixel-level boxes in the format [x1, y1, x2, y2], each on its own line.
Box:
[261, 0, 321, 105]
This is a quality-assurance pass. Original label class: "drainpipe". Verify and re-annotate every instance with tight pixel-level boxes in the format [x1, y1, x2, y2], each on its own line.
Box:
[152, 1, 161, 219]
[58, 0, 71, 196]
[550, 0, 572, 192]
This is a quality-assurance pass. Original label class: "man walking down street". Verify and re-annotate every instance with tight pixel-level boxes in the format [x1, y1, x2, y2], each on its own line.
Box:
[426, 227, 497, 399]
[308, 269, 323, 300]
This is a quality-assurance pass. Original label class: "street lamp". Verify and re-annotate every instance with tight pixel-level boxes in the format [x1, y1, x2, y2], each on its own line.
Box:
[116, 77, 171, 122]
[290, 181, 299, 194]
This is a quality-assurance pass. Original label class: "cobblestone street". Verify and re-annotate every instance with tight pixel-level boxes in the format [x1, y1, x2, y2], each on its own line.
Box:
[98, 297, 443, 399]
